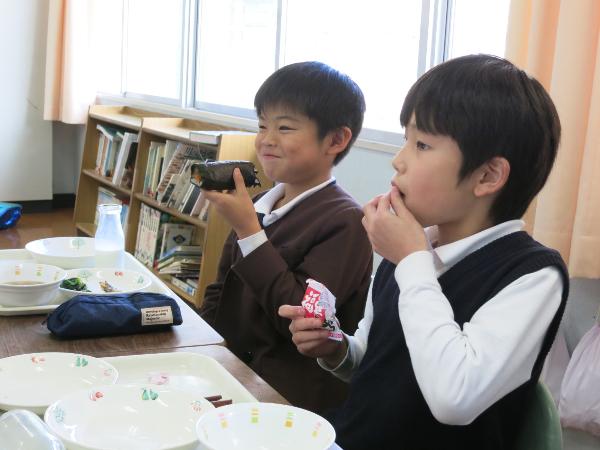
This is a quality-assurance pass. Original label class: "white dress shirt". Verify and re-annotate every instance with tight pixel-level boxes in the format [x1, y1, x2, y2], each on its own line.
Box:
[237, 177, 335, 257]
[320, 220, 563, 425]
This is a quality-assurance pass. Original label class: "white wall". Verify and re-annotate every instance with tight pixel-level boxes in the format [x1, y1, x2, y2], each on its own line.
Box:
[52, 122, 84, 194]
[0, 0, 53, 202]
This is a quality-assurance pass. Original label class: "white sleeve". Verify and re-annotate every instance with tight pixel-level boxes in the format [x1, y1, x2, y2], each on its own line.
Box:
[237, 230, 268, 257]
[318, 282, 374, 382]
[395, 251, 563, 425]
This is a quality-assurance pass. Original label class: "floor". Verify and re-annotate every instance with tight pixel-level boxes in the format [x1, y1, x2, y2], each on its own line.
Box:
[0, 208, 76, 249]
[2, 208, 599, 448]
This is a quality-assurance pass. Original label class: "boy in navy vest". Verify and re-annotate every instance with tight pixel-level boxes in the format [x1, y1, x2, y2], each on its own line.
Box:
[280, 54, 569, 449]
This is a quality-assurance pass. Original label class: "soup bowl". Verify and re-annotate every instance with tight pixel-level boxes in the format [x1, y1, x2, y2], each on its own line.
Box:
[0, 262, 66, 307]
[195, 402, 336, 450]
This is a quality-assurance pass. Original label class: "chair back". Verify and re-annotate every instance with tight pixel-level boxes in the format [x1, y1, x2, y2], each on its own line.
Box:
[514, 381, 563, 450]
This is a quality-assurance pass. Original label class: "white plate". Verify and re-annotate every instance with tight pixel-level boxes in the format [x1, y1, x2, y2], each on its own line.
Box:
[0, 352, 118, 414]
[59, 267, 152, 299]
[104, 352, 257, 404]
[45, 384, 213, 450]
[26, 237, 96, 269]
[196, 402, 336, 450]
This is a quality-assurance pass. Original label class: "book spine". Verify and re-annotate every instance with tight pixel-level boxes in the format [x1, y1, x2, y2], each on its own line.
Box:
[170, 276, 196, 296]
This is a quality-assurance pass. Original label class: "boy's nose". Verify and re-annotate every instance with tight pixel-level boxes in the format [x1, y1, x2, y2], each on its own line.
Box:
[259, 130, 277, 147]
[392, 149, 407, 174]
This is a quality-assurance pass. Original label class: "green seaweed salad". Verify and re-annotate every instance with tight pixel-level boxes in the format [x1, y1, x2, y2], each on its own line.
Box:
[60, 277, 90, 292]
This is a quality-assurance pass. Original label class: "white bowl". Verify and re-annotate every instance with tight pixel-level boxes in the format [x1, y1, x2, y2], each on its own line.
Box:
[0, 262, 66, 307]
[195, 402, 336, 450]
[26, 237, 96, 269]
[45, 384, 214, 450]
[59, 267, 152, 299]
[0, 352, 118, 414]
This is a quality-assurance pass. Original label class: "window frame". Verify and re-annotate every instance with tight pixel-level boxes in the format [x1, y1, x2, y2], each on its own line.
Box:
[104, 0, 501, 150]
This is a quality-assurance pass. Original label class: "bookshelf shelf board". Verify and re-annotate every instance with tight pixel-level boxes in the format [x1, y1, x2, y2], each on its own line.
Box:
[134, 193, 208, 229]
[86, 105, 165, 130]
[82, 169, 132, 197]
[76, 222, 96, 237]
[141, 117, 240, 144]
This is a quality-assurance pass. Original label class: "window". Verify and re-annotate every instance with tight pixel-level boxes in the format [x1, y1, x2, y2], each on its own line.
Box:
[99, 0, 511, 143]
[195, 0, 278, 115]
[124, 0, 186, 102]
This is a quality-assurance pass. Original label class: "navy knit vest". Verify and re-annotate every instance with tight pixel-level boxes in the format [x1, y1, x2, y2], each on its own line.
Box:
[331, 231, 569, 450]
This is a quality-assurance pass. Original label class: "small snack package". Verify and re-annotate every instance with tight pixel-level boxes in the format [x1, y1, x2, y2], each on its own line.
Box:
[301, 279, 343, 341]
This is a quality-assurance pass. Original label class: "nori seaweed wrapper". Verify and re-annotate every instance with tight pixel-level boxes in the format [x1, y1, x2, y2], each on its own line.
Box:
[198, 160, 261, 191]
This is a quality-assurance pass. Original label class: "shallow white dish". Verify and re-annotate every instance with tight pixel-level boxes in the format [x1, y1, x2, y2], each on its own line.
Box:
[195, 402, 336, 450]
[26, 237, 96, 269]
[104, 352, 257, 403]
[59, 267, 152, 299]
[0, 262, 66, 307]
[45, 384, 214, 450]
[0, 352, 118, 414]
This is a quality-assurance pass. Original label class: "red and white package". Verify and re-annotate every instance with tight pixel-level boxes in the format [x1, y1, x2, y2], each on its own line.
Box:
[301, 279, 343, 341]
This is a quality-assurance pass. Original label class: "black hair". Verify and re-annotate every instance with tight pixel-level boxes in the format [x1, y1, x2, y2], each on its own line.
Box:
[400, 54, 561, 224]
[254, 61, 366, 164]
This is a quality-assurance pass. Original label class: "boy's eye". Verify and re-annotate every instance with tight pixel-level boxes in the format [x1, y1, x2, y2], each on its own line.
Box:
[416, 140, 431, 151]
[279, 125, 294, 131]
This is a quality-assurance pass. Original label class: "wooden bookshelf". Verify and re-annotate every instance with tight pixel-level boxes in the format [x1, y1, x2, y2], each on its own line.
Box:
[74, 106, 271, 308]
[128, 117, 271, 307]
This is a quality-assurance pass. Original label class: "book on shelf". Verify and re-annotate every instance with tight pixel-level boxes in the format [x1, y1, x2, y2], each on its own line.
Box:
[158, 262, 201, 276]
[185, 278, 199, 289]
[189, 191, 207, 217]
[157, 255, 201, 271]
[155, 143, 216, 203]
[95, 124, 123, 177]
[188, 130, 253, 145]
[150, 143, 166, 199]
[157, 223, 196, 260]
[157, 245, 202, 263]
[111, 131, 139, 187]
[169, 276, 196, 296]
[166, 159, 203, 209]
[180, 181, 202, 215]
[134, 203, 170, 268]
[143, 141, 159, 197]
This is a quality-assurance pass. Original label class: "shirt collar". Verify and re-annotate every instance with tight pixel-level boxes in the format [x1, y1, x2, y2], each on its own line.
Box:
[254, 177, 336, 226]
[426, 220, 525, 275]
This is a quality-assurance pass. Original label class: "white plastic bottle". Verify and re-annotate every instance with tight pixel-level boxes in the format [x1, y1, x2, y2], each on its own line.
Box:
[94, 203, 125, 268]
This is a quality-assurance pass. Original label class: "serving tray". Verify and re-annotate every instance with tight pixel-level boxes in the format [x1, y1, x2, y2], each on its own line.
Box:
[0, 250, 176, 316]
[103, 352, 258, 404]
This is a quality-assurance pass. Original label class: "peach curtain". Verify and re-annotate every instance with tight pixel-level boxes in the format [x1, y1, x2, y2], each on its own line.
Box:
[43, 0, 94, 124]
[506, 0, 600, 278]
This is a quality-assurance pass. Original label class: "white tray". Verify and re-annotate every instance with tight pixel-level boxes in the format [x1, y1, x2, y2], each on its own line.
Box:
[103, 352, 258, 404]
[0, 249, 178, 316]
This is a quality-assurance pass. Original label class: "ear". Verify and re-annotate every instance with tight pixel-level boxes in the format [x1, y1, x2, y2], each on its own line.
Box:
[473, 157, 510, 197]
[325, 126, 353, 156]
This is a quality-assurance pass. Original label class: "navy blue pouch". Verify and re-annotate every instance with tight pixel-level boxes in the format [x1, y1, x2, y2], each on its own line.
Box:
[46, 293, 183, 339]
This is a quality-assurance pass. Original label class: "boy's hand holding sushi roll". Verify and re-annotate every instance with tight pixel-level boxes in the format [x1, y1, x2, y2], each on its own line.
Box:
[203, 168, 262, 239]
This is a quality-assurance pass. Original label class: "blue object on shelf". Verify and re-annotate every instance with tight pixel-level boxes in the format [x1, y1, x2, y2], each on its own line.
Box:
[0, 202, 22, 230]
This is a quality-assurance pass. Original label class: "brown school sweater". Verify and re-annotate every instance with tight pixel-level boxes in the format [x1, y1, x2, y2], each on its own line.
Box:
[200, 182, 373, 413]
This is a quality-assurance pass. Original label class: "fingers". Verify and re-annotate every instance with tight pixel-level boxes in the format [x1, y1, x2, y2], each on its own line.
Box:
[202, 189, 225, 203]
[278, 305, 305, 320]
[388, 186, 408, 216]
[232, 168, 248, 193]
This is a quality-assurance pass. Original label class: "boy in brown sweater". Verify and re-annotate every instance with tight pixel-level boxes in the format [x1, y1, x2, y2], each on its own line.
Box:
[199, 61, 373, 413]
